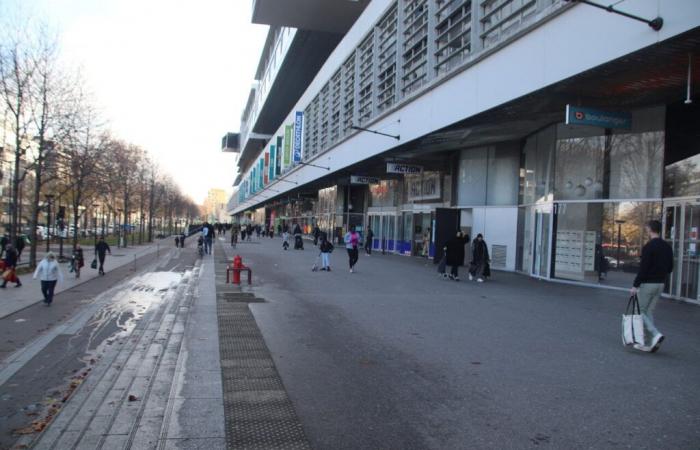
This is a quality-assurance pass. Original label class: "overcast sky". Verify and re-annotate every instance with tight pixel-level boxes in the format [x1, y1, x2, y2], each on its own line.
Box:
[4, 0, 268, 204]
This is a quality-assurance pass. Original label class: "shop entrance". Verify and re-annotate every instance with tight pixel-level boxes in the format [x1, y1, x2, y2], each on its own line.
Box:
[368, 213, 399, 253]
[664, 198, 700, 303]
[532, 204, 553, 278]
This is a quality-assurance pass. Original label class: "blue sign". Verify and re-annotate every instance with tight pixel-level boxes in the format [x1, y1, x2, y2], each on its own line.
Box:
[293, 111, 303, 163]
[565, 105, 631, 129]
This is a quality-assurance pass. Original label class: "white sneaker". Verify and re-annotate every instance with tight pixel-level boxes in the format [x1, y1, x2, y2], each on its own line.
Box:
[468, 274, 473, 281]
[650, 334, 665, 353]
[477, 278, 484, 283]
[633, 343, 653, 352]
[350, 268, 353, 273]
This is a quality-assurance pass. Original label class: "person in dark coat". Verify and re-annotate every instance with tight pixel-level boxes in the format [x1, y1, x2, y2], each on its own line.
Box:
[15, 235, 26, 262]
[469, 234, 490, 282]
[1, 244, 21, 288]
[365, 227, 374, 255]
[95, 237, 112, 275]
[443, 231, 469, 281]
[0, 234, 8, 259]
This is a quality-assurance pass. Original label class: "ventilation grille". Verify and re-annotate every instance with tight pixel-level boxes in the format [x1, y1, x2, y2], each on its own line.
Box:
[491, 244, 507, 268]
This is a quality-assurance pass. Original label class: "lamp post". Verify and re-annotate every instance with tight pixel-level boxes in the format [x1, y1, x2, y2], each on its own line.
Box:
[44, 194, 54, 253]
[92, 203, 99, 252]
[615, 219, 627, 269]
[101, 204, 106, 237]
[117, 208, 123, 248]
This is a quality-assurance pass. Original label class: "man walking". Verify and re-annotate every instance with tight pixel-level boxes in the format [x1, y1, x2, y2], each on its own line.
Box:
[630, 220, 673, 353]
[364, 226, 374, 255]
[202, 222, 211, 254]
[95, 237, 112, 276]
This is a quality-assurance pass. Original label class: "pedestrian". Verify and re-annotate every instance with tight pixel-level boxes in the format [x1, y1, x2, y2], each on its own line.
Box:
[344, 225, 360, 273]
[469, 234, 490, 282]
[202, 222, 211, 254]
[319, 233, 334, 271]
[15, 234, 26, 262]
[0, 244, 22, 288]
[72, 244, 85, 278]
[269, 227, 274, 239]
[180, 233, 186, 248]
[95, 236, 112, 276]
[422, 228, 431, 257]
[0, 233, 8, 259]
[231, 229, 237, 247]
[313, 225, 320, 246]
[174, 235, 181, 248]
[630, 220, 673, 353]
[33, 252, 63, 306]
[444, 231, 469, 281]
[365, 226, 374, 255]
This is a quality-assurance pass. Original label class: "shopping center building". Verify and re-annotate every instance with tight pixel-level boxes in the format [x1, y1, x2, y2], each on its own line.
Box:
[226, 0, 700, 302]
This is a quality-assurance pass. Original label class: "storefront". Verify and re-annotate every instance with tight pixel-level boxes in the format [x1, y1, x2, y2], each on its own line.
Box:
[510, 103, 700, 303]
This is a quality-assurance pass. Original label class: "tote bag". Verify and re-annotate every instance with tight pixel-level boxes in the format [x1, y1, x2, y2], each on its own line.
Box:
[622, 295, 644, 346]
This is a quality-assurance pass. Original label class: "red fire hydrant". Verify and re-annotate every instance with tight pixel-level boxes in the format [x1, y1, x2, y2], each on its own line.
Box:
[232, 255, 243, 284]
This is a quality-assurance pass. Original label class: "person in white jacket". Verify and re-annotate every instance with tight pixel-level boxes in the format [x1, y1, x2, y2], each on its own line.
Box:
[33, 252, 63, 306]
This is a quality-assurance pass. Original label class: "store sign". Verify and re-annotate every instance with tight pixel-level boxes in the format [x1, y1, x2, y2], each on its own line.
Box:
[293, 111, 303, 163]
[565, 105, 631, 129]
[283, 125, 292, 166]
[387, 162, 422, 174]
[350, 175, 380, 185]
[406, 172, 441, 201]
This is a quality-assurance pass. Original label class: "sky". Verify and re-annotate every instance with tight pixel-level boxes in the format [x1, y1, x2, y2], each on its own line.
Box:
[3, 0, 268, 204]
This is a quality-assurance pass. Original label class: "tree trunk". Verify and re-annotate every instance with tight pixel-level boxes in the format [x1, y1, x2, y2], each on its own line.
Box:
[28, 151, 43, 268]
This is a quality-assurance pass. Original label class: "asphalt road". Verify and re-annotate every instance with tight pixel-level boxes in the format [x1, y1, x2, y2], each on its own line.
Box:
[0, 244, 198, 450]
[225, 238, 700, 450]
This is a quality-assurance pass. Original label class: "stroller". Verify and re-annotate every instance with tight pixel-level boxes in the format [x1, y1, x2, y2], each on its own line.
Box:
[294, 234, 304, 250]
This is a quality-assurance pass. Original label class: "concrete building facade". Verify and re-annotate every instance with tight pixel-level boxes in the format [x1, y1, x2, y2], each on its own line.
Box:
[229, 0, 700, 302]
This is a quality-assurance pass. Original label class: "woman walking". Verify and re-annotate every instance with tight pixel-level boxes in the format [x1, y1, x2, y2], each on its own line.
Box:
[469, 234, 490, 282]
[319, 234, 334, 271]
[344, 226, 360, 273]
[33, 252, 63, 306]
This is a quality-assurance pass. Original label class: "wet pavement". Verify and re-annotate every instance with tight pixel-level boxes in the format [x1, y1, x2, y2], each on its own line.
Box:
[0, 244, 208, 449]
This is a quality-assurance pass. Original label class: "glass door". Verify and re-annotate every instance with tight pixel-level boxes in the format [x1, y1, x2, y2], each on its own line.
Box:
[663, 200, 700, 303]
[532, 204, 553, 278]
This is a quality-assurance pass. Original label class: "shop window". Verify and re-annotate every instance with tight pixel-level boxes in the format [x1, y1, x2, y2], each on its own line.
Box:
[554, 201, 661, 288]
[457, 147, 488, 205]
[486, 143, 519, 205]
[664, 102, 700, 198]
[370, 180, 399, 207]
[520, 125, 555, 205]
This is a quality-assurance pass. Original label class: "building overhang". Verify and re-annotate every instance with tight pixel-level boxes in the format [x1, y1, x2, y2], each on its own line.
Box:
[252, 0, 369, 33]
[221, 133, 240, 153]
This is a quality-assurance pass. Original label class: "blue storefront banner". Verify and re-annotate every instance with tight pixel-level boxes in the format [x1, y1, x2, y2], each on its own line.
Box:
[565, 105, 631, 129]
[269, 145, 276, 181]
[293, 111, 303, 163]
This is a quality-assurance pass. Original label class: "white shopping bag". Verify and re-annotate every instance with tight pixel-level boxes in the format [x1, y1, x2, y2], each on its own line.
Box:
[622, 295, 645, 346]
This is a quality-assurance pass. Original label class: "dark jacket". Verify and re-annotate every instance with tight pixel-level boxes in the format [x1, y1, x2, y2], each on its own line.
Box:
[320, 240, 334, 253]
[472, 239, 489, 264]
[3, 248, 18, 268]
[633, 237, 673, 287]
[96, 241, 111, 256]
[445, 235, 469, 266]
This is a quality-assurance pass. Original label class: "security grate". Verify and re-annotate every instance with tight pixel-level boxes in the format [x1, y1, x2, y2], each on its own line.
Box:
[341, 52, 356, 136]
[491, 244, 507, 268]
[376, 2, 398, 114]
[357, 32, 374, 125]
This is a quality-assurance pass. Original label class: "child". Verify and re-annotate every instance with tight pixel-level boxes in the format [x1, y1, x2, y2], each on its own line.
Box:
[319, 234, 334, 271]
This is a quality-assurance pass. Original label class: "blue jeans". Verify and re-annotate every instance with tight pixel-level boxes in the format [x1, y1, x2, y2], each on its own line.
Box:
[637, 283, 663, 344]
[321, 252, 330, 268]
[205, 238, 212, 254]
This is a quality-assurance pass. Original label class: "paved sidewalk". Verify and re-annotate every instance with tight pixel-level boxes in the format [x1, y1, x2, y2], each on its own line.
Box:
[0, 240, 171, 319]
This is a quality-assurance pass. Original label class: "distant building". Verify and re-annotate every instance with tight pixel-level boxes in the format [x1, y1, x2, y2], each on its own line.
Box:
[203, 188, 228, 223]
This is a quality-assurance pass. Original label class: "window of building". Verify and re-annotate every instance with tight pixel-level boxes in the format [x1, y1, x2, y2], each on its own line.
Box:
[402, 0, 428, 95]
[330, 70, 342, 144]
[342, 52, 356, 136]
[480, 0, 538, 48]
[376, 3, 398, 114]
[357, 33, 374, 124]
[664, 103, 700, 198]
[435, 0, 473, 77]
[520, 125, 555, 205]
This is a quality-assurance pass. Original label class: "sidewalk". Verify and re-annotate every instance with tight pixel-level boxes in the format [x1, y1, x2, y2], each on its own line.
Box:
[0, 240, 171, 319]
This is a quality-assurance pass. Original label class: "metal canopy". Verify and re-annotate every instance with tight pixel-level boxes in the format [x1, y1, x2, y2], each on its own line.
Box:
[252, 0, 370, 33]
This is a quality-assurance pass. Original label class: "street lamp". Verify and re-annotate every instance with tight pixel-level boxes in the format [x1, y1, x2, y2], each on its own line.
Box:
[615, 219, 627, 270]
[92, 203, 99, 251]
[44, 194, 54, 253]
[116, 208, 123, 248]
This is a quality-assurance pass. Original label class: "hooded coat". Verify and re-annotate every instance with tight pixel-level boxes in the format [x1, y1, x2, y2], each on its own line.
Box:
[445, 234, 470, 266]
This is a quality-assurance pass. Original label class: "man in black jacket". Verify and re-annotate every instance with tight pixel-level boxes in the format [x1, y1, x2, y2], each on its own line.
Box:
[630, 220, 673, 353]
[95, 237, 112, 276]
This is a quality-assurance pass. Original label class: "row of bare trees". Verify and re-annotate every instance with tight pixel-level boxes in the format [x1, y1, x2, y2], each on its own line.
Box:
[1, 20, 200, 268]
